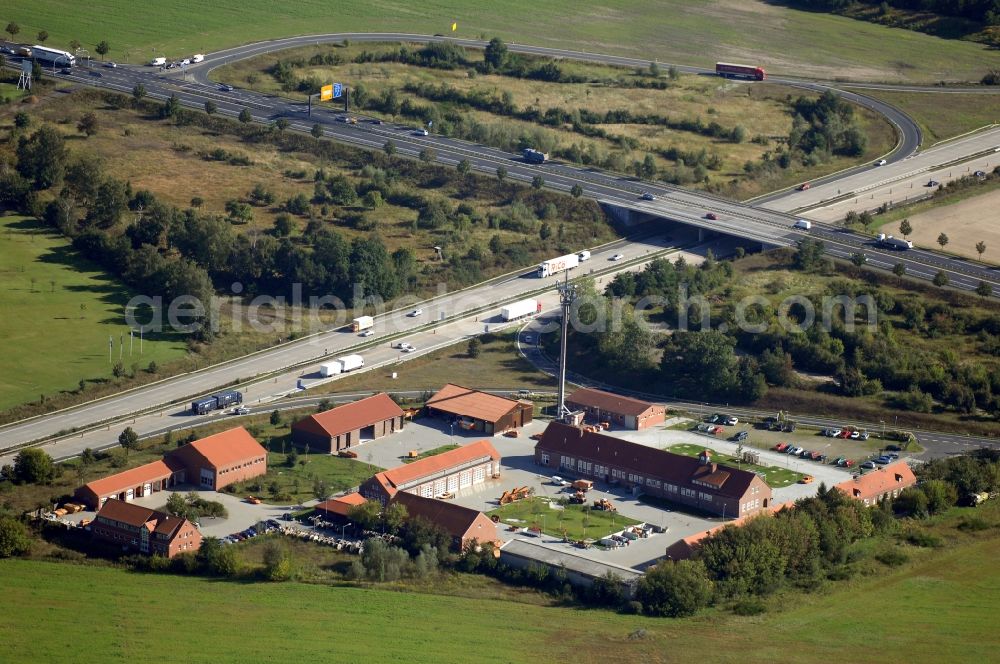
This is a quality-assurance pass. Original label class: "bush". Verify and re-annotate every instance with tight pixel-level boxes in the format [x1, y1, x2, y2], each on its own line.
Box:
[904, 531, 943, 548]
[732, 598, 767, 616]
[957, 516, 991, 532]
[874, 548, 909, 567]
[636, 560, 713, 617]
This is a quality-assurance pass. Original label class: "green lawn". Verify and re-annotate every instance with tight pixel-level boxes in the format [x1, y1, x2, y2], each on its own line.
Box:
[4, 505, 1000, 663]
[2, 1, 997, 82]
[0, 216, 187, 411]
[667, 443, 804, 488]
[489, 496, 640, 541]
[848, 88, 1000, 146]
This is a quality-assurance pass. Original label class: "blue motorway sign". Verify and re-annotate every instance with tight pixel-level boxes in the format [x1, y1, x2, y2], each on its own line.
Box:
[333, 83, 343, 98]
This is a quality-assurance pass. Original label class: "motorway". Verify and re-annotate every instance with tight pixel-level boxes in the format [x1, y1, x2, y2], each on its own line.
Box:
[2, 33, 998, 457]
[0, 233, 689, 462]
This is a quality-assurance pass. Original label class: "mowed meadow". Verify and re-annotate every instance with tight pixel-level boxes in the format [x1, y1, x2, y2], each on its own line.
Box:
[2, 507, 999, 664]
[2, 0, 998, 82]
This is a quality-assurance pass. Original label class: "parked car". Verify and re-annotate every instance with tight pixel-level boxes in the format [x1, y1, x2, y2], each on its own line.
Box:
[860, 461, 877, 470]
[839, 429, 853, 438]
[875, 455, 892, 465]
[708, 414, 723, 424]
[817, 454, 828, 463]
[640, 192, 655, 201]
[724, 416, 739, 426]
[833, 457, 846, 466]
[788, 446, 803, 455]
[774, 443, 789, 452]
[858, 432, 870, 441]
[733, 431, 749, 442]
[850, 431, 861, 440]
[799, 449, 812, 458]
[710, 426, 725, 435]
[885, 444, 902, 452]
[705, 212, 718, 220]
[799, 475, 814, 484]
[825, 428, 841, 437]
[843, 459, 855, 468]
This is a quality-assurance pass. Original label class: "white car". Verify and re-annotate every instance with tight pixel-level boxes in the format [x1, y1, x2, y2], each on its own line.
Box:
[104, 62, 117, 68]
[397, 342, 414, 350]
[609, 253, 624, 261]
[402, 346, 417, 353]
[408, 309, 423, 317]
[875, 159, 887, 166]
[724, 416, 739, 426]
[359, 329, 375, 337]
[233, 406, 250, 415]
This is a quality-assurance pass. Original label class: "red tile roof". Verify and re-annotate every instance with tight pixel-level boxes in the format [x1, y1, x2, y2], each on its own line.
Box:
[177, 427, 267, 469]
[834, 461, 917, 502]
[315, 492, 367, 517]
[664, 502, 788, 560]
[82, 458, 182, 498]
[95, 498, 187, 537]
[566, 387, 660, 418]
[426, 384, 523, 423]
[293, 393, 403, 438]
[537, 422, 761, 499]
[375, 440, 500, 493]
[392, 492, 497, 543]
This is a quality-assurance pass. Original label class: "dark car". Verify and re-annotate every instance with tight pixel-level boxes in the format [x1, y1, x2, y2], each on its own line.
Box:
[220, 84, 234, 92]
[705, 212, 718, 220]
[733, 431, 749, 442]
[860, 461, 877, 470]
[926, 179, 940, 187]
[885, 444, 901, 452]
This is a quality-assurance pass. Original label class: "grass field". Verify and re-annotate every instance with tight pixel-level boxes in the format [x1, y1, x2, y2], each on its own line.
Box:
[3, 1, 998, 83]
[848, 88, 1000, 145]
[667, 442, 804, 487]
[488, 495, 640, 541]
[4, 500, 1000, 662]
[0, 215, 187, 411]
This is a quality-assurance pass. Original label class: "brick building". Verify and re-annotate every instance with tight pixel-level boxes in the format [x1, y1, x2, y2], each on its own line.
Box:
[565, 387, 665, 430]
[535, 422, 772, 518]
[291, 393, 404, 453]
[392, 491, 499, 550]
[314, 492, 368, 521]
[425, 384, 532, 435]
[76, 458, 186, 510]
[360, 440, 501, 504]
[834, 461, 917, 506]
[91, 499, 202, 558]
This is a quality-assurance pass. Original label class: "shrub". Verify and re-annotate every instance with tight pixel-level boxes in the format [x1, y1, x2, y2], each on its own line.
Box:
[905, 531, 943, 548]
[875, 548, 909, 567]
[732, 598, 767, 616]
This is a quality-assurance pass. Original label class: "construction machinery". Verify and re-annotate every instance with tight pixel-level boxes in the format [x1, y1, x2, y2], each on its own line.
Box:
[499, 486, 533, 505]
[593, 498, 617, 512]
[569, 491, 586, 504]
[572, 479, 594, 492]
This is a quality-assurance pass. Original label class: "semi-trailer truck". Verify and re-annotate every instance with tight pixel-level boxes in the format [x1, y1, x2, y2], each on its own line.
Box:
[537, 253, 579, 278]
[191, 390, 243, 415]
[523, 148, 548, 164]
[715, 62, 766, 81]
[877, 234, 913, 251]
[352, 316, 374, 332]
[320, 354, 365, 377]
[501, 298, 542, 322]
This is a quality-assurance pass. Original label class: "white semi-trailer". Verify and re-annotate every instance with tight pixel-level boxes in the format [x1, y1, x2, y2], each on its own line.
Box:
[501, 299, 540, 322]
[336, 354, 365, 372]
[537, 253, 579, 278]
[877, 233, 913, 251]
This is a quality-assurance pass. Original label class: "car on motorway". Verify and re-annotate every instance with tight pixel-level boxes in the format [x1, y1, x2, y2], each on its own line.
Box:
[60, 68, 72, 74]
[875, 159, 887, 166]
[337, 116, 350, 122]
[104, 61, 117, 68]
[609, 253, 624, 261]
[220, 84, 234, 92]
[233, 406, 250, 416]
[640, 192, 655, 201]
[89, 71, 103, 77]
[798, 182, 811, 191]
[705, 212, 718, 220]
[975, 170, 987, 178]
[926, 179, 939, 187]
[408, 309, 423, 317]
[371, 119, 384, 125]
[359, 329, 375, 338]
[402, 346, 417, 353]
[414, 128, 429, 136]
[397, 342, 414, 350]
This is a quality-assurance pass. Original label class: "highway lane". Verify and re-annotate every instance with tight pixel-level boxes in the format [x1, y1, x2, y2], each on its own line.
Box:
[0, 235, 694, 466]
[0, 233, 683, 455]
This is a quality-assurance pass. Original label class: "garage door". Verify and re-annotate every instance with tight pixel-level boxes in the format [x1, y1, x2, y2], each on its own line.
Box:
[125, 488, 134, 501]
[434, 479, 446, 496]
[447, 475, 459, 492]
[459, 470, 472, 489]
[143, 483, 152, 497]
[473, 467, 485, 484]
[420, 484, 433, 498]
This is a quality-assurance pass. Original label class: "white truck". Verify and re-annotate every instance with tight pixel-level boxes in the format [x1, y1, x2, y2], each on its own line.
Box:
[877, 233, 913, 251]
[352, 316, 374, 333]
[537, 253, 580, 278]
[191, 54, 205, 63]
[578, 250, 591, 261]
[501, 298, 540, 322]
[150, 57, 166, 66]
[319, 354, 365, 377]
[794, 219, 812, 230]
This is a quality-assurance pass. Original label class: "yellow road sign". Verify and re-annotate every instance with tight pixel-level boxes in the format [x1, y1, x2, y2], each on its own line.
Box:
[320, 84, 333, 101]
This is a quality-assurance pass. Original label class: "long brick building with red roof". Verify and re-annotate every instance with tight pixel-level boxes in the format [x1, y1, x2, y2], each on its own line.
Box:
[91, 498, 202, 558]
[291, 393, 404, 453]
[535, 422, 772, 518]
[834, 461, 916, 506]
[425, 384, 532, 435]
[360, 440, 501, 504]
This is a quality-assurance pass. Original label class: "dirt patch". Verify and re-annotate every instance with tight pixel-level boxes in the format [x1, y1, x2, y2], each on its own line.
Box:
[887, 189, 1000, 262]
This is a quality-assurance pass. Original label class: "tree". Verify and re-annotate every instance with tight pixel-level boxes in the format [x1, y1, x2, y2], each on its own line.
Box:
[95, 40, 110, 60]
[467, 337, 482, 358]
[311, 123, 324, 139]
[382, 502, 408, 534]
[132, 83, 146, 103]
[166, 492, 188, 518]
[571, 184, 583, 198]
[893, 262, 906, 277]
[12, 448, 55, 484]
[977, 281, 993, 298]
[976, 241, 987, 260]
[239, 108, 252, 123]
[270, 409, 282, 426]
[16, 125, 68, 190]
[80, 447, 97, 467]
[262, 540, 291, 581]
[933, 271, 949, 287]
[636, 560, 713, 617]
[204, 100, 217, 115]
[899, 218, 912, 239]
[246, 72, 259, 89]
[937, 233, 949, 250]
[190, 196, 203, 208]
[383, 140, 396, 156]
[418, 148, 436, 163]
[69, 39, 81, 51]
[13, 111, 30, 130]
[198, 537, 241, 576]
[456, 159, 471, 177]
[362, 190, 384, 211]
[496, 165, 507, 184]
[77, 112, 99, 137]
[484, 37, 508, 71]
[850, 252, 866, 266]
[274, 118, 290, 133]
[161, 94, 181, 118]
[5, 22, 20, 41]
[0, 517, 31, 558]
[348, 500, 382, 531]
[118, 426, 140, 457]
[274, 214, 293, 237]
[531, 175, 545, 189]
[37, 30, 49, 43]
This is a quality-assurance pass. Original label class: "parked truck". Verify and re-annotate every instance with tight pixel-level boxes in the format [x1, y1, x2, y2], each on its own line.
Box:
[351, 315, 374, 333]
[190, 390, 243, 415]
[523, 148, 548, 164]
[537, 253, 580, 278]
[320, 354, 365, 377]
[500, 298, 542, 322]
[877, 233, 913, 251]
